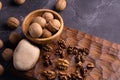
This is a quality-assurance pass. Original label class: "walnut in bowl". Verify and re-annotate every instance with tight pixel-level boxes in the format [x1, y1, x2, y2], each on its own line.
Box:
[22, 9, 64, 44]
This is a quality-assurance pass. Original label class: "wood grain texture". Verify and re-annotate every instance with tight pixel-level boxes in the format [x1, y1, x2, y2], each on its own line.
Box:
[8, 27, 120, 80]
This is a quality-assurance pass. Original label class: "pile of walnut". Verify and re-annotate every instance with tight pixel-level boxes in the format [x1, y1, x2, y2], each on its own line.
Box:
[29, 12, 61, 38]
[0, 0, 67, 76]
[41, 39, 95, 80]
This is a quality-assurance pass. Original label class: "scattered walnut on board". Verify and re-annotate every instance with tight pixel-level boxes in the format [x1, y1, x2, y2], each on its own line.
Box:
[0, 1, 2, 10]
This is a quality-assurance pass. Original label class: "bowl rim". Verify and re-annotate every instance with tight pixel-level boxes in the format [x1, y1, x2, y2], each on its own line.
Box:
[22, 9, 64, 41]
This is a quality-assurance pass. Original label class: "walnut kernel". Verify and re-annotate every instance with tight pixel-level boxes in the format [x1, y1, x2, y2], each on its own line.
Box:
[41, 70, 56, 80]
[14, 0, 26, 5]
[0, 64, 4, 76]
[57, 59, 69, 70]
[0, 1, 2, 10]
[56, 0, 67, 11]
[42, 29, 52, 38]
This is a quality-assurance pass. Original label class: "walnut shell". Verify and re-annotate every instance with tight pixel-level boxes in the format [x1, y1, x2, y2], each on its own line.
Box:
[0, 64, 4, 76]
[42, 12, 54, 22]
[29, 23, 43, 38]
[7, 17, 20, 29]
[56, 0, 66, 11]
[2, 48, 13, 61]
[47, 19, 61, 33]
[14, 0, 26, 5]
[33, 16, 46, 28]
[0, 1, 2, 10]
[42, 29, 52, 38]
[0, 39, 3, 49]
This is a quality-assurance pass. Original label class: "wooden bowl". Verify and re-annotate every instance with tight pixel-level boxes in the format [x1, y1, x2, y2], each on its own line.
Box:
[22, 9, 64, 45]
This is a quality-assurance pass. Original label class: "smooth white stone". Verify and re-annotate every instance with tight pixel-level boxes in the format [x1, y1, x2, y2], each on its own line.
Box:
[13, 39, 40, 71]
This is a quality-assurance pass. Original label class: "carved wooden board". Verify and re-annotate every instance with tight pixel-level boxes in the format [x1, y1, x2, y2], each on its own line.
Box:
[8, 27, 120, 80]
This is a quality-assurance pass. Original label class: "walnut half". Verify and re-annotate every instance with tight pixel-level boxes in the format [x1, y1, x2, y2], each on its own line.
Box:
[56, 59, 69, 70]
[41, 70, 56, 80]
[58, 72, 71, 80]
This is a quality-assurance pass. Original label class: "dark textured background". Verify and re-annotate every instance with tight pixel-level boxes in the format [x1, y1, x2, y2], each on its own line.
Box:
[0, 0, 120, 80]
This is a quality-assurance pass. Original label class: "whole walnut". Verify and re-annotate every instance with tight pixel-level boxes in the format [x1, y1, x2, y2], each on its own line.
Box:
[42, 12, 54, 22]
[33, 16, 46, 28]
[7, 17, 20, 29]
[9, 32, 21, 44]
[0, 1, 2, 10]
[29, 23, 43, 38]
[14, 0, 26, 5]
[0, 39, 4, 49]
[47, 19, 61, 33]
[42, 29, 52, 38]
[2, 48, 13, 61]
[56, 0, 66, 11]
[0, 64, 4, 76]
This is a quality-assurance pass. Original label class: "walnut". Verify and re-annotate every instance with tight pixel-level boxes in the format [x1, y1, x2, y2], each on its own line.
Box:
[58, 39, 66, 49]
[42, 45, 53, 52]
[43, 54, 52, 67]
[9, 32, 21, 44]
[55, 0, 66, 11]
[58, 72, 71, 80]
[43, 54, 50, 60]
[42, 29, 52, 38]
[76, 62, 83, 67]
[0, 39, 4, 49]
[79, 66, 86, 77]
[71, 71, 83, 80]
[42, 12, 54, 22]
[78, 48, 84, 55]
[75, 54, 84, 63]
[82, 48, 89, 56]
[87, 62, 94, 69]
[55, 48, 64, 58]
[72, 47, 79, 55]
[67, 46, 73, 54]
[2, 48, 13, 61]
[56, 59, 69, 70]
[41, 70, 56, 80]
[43, 59, 52, 67]
[14, 0, 26, 5]
[0, 64, 4, 76]
[67, 46, 81, 55]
